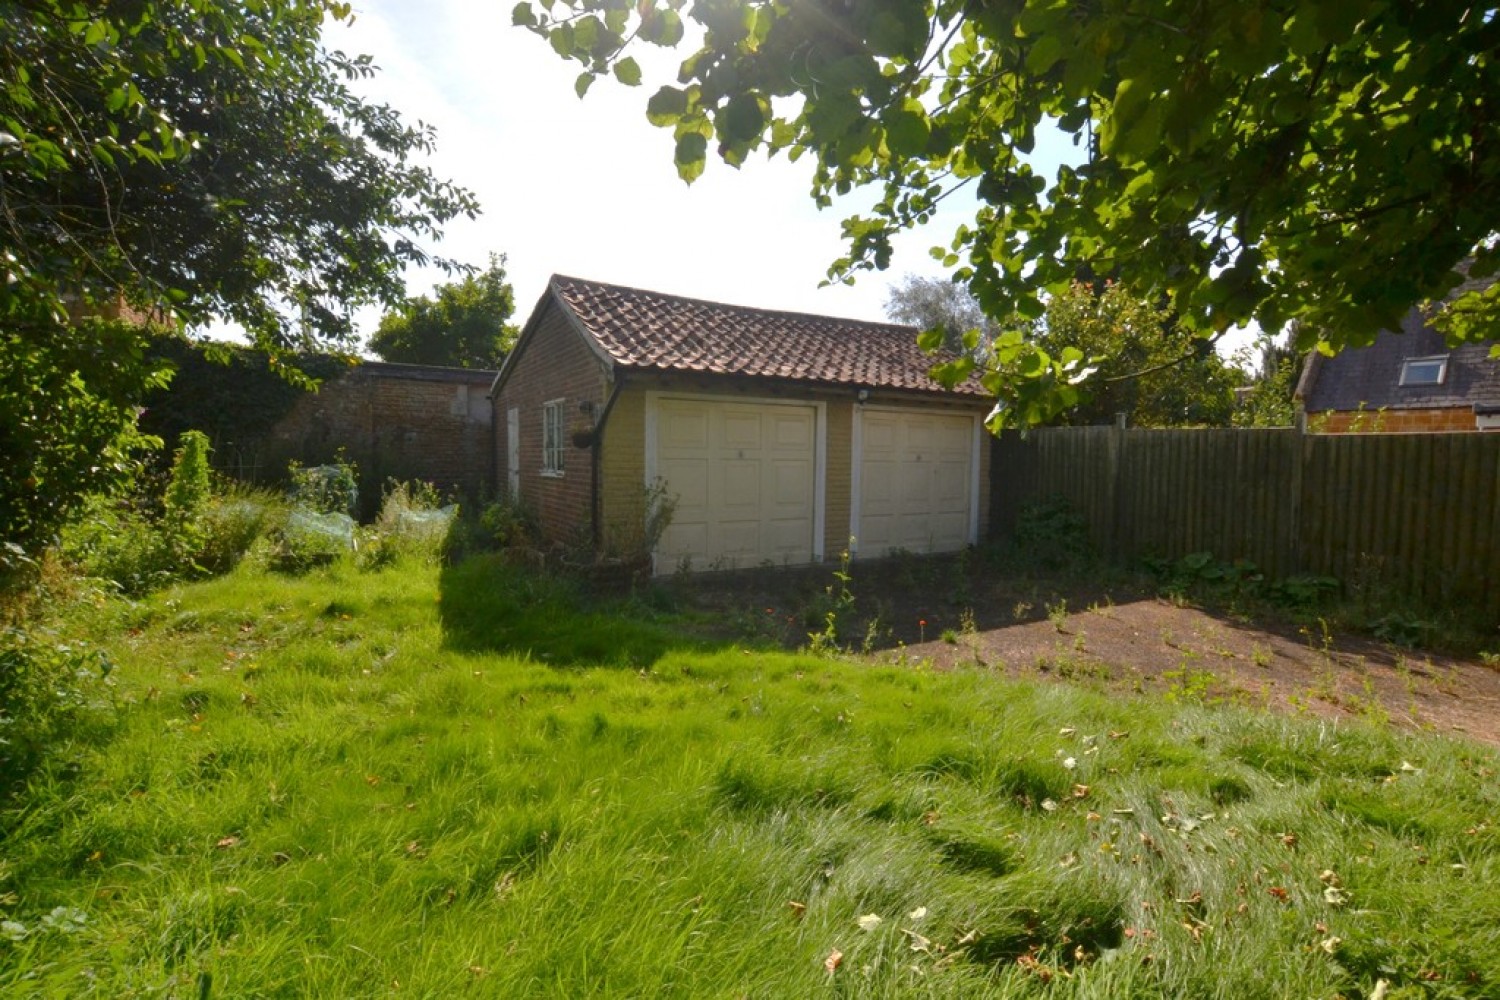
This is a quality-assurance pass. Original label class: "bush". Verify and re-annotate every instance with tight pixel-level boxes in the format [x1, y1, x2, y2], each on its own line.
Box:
[59, 494, 181, 595]
[195, 484, 286, 575]
[0, 625, 116, 802]
[358, 479, 455, 569]
[163, 430, 212, 526]
[265, 508, 355, 573]
[287, 456, 358, 517]
[1009, 496, 1094, 571]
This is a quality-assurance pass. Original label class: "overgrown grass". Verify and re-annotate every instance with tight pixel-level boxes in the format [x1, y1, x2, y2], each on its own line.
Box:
[1, 558, 1496, 997]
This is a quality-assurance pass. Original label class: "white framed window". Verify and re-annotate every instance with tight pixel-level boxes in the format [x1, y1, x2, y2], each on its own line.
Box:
[542, 398, 565, 475]
[1399, 355, 1448, 387]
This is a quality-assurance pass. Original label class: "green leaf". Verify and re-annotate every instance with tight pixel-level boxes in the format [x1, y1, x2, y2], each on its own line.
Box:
[646, 86, 688, 126]
[613, 56, 642, 87]
[884, 101, 930, 158]
[1025, 35, 1064, 75]
[511, 3, 536, 28]
[721, 93, 765, 144]
[674, 132, 707, 183]
[575, 72, 595, 99]
[916, 326, 945, 352]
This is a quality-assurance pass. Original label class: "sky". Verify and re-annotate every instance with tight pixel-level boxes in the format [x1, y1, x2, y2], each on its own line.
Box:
[321, 0, 1081, 338]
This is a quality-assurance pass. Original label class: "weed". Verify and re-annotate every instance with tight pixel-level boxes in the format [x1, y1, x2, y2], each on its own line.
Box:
[807, 548, 855, 655]
[1046, 598, 1069, 633]
[941, 629, 958, 645]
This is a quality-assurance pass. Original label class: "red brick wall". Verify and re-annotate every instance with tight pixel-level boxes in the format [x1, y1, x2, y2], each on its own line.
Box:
[1310, 407, 1477, 433]
[265, 363, 494, 515]
[493, 302, 610, 542]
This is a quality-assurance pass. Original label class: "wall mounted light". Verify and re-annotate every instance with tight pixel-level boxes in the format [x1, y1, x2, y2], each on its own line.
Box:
[856, 388, 870, 403]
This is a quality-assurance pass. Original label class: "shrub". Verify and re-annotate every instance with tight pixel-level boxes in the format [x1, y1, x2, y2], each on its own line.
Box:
[59, 494, 180, 595]
[286, 455, 358, 517]
[162, 430, 212, 526]
[358, 479, 455, 569]
[1010, 496, 1093, 570]
[265, 508, 354, 573]
[0, 625, 116, 802]
[195, 484, 285, 575]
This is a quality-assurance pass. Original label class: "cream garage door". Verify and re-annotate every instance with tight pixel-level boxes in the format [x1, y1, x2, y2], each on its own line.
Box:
[857, 409, 974, 556]
[654, 397, 817, 571]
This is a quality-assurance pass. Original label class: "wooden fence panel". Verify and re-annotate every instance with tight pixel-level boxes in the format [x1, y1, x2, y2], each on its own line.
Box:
[990, 427, 1500, 618]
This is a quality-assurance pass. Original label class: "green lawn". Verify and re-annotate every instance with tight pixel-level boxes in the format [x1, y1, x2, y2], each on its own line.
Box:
[2, 556, 1496, 997]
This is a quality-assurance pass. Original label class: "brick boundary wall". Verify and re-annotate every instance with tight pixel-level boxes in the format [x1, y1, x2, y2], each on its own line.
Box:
[1309, 407, 1480, 433]
[256, 362, 495, 517]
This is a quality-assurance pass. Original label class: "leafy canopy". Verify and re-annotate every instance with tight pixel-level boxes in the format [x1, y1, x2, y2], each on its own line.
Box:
[1024, 281, 1241, 428]
[519, 0, 1500, 423]
[884, 273, 996, 359]
[0, 1, 475, 551]
[369, 255, 520, 369]
[2, 0, 478, 347]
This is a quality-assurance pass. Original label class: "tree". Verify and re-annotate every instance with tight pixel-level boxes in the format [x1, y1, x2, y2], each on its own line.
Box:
[883, 274, 995, 359]
[1027, 281, 1240, 427]
[1232, 334, 1303, 429]
[369, 255, 520, 368]
[519, 0, 1500, 426]
[1, 2, 475, 552]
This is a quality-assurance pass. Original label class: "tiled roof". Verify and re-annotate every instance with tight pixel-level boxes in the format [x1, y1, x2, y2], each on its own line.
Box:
[548, 275, 989, 397]
[1301, 274, 1500, 412]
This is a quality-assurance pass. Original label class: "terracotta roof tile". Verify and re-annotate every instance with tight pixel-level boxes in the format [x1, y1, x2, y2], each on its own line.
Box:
[549, 275, 989, 397]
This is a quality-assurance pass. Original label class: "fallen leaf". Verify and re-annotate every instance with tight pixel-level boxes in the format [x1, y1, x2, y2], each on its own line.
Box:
[1059, 727, 1076, 737]
[824, 949, 843, 974]
[858, 913, 883, 932]
[1072, 784, 1091, 798]
[215, 836, 239, 850]
[908, 906, 927, 921]
[1267, 886, 1290, 902]
[1041, 798, 1059, 812]
[1320, 936, 1342, 954]
[1370, 980, 1390, 1000]
[786, 901, 807, 920]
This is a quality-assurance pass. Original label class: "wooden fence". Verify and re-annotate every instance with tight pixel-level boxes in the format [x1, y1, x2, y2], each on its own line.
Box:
[990, 427, 1500, 618]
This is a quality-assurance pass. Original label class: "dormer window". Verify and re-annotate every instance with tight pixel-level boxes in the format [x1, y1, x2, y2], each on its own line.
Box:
[1399, 355, 1448, 387]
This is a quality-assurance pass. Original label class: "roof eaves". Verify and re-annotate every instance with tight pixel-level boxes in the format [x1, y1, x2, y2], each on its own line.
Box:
[489, 277, 618, 398]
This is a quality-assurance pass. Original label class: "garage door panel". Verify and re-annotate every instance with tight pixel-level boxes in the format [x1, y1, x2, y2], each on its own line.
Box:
[662, 404, 710, 449]
[934, 460, 968, 504]
[722, 410, 762, 449]
[771, 461, 812, 507]
[857, 409, 975, 557]
[772, 412, 814, 450]
[662, 522, 708, 562]
[863, 461, 896, 507]
[660, 458, 708, 511]
[721, 461, 761, 510]
[655, 397, 817, 571]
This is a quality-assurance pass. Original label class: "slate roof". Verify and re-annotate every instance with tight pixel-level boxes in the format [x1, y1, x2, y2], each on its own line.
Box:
[1300, 279, 1500, 412]
[542, 274, 989, 397]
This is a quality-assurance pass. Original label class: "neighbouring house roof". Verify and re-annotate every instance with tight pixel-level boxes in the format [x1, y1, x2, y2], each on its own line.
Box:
[496, 274, 989, 398]
[1298, 278, 1500, 412]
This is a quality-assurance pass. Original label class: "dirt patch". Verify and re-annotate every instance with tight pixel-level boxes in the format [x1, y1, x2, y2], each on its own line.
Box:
[678, 557, 1500, 747]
